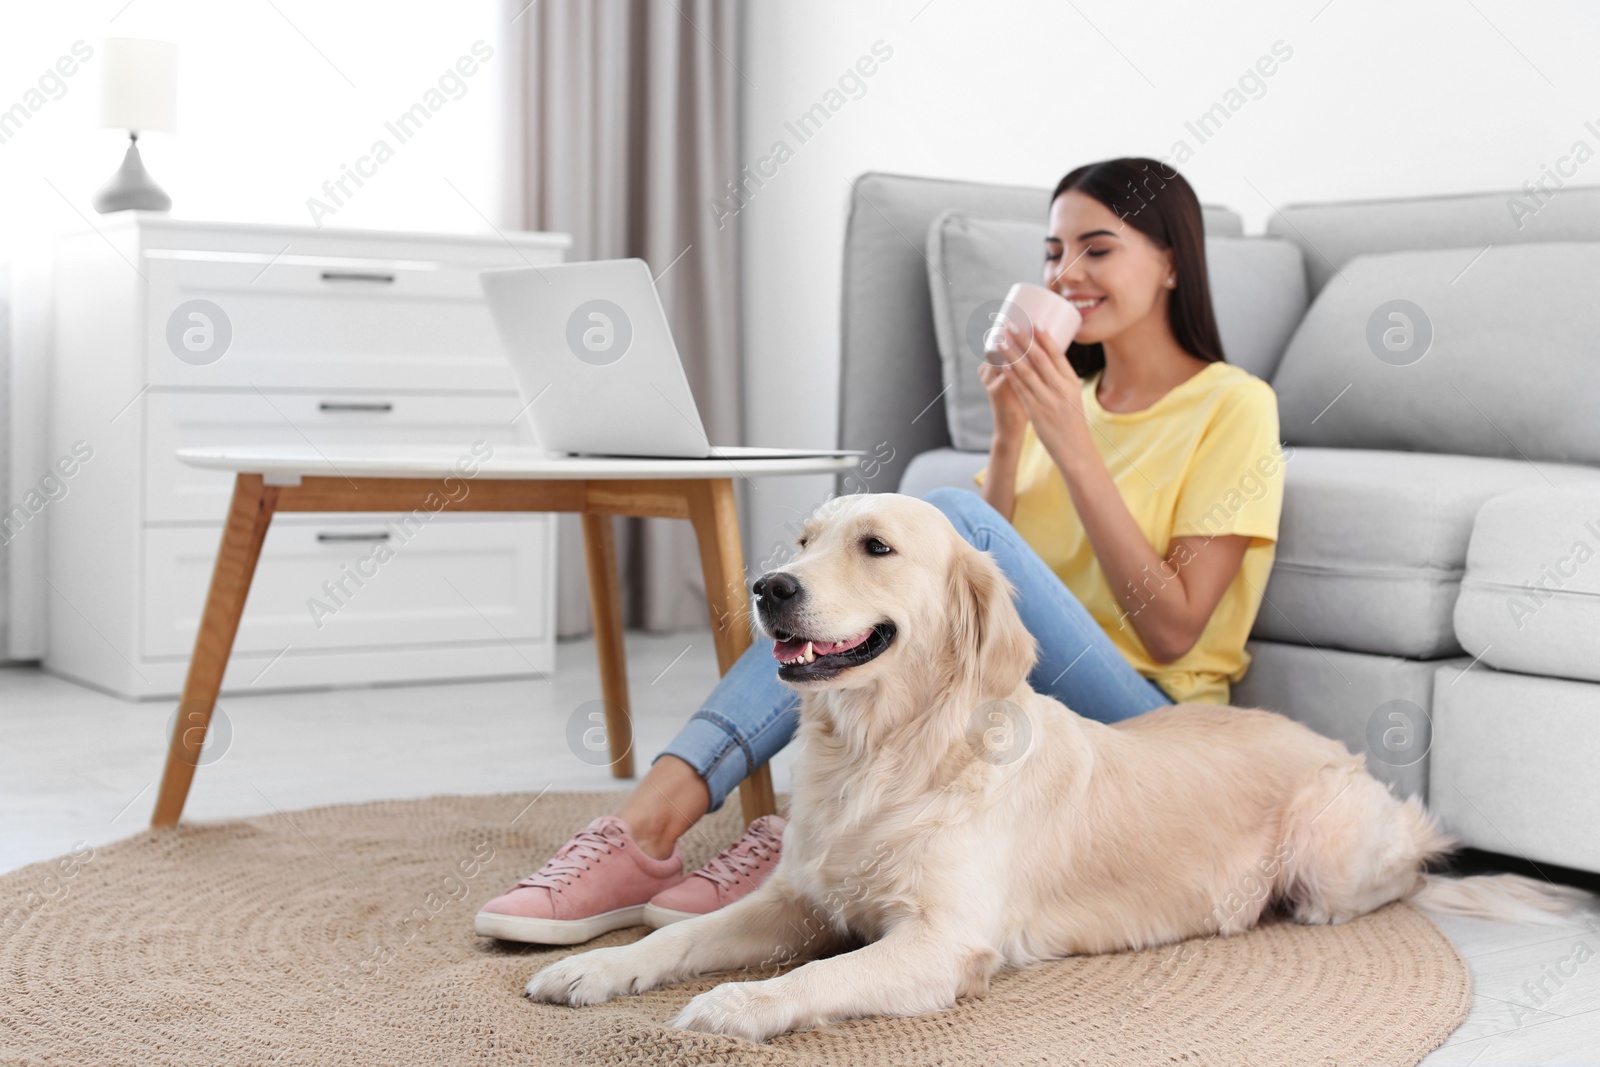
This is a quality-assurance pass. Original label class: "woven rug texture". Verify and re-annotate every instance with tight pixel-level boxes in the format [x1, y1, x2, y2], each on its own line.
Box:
[0, 790, 1471, 1066]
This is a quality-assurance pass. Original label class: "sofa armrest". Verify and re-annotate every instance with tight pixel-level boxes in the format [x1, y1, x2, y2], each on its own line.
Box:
[1454, 479, 1600, 683]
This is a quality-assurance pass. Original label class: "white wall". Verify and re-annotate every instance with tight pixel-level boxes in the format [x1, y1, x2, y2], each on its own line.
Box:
[1, 0, 517, 658]
[736, 0, 1600, 568]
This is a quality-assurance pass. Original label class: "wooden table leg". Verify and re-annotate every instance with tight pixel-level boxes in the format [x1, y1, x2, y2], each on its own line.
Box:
[151, 474, 279, 827]
[686, 478, 777, 823]
[580, 511, 635, 778]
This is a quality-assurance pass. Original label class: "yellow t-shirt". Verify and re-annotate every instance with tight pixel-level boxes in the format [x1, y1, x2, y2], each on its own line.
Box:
[973, 361, 1285, 705]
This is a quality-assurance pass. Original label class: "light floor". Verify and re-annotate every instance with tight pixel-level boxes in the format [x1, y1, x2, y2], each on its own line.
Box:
[2, 630, 1596, 1064]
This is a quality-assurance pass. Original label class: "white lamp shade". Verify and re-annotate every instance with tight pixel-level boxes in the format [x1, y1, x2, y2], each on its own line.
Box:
[100, 37, 177, 132]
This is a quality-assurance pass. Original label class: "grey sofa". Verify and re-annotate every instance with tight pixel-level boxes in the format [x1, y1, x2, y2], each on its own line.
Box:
[836, 171, 1600, 876]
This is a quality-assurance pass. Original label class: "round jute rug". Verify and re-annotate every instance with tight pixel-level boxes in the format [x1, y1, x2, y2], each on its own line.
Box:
[0, 790, 1470, 1066]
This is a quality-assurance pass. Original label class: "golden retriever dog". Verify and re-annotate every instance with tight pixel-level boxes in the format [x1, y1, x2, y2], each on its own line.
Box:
[526, 492, 1591, 1042]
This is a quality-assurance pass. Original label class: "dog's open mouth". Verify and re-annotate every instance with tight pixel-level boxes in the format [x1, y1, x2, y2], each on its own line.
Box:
[771, 622, 897, 681]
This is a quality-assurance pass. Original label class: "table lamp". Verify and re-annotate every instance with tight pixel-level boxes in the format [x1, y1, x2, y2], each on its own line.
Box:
[93, 37, 177, 214]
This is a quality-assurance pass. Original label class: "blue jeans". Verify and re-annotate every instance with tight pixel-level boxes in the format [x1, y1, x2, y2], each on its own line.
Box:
[658, 486, 1173, 811]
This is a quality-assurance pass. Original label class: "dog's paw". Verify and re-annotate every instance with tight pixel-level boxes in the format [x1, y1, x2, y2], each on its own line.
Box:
[670, 980, 790, 1043]
[525, 946, 651, 1007]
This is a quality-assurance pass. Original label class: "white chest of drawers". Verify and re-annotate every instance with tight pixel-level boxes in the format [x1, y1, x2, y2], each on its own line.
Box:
[45, 215, 570, 699]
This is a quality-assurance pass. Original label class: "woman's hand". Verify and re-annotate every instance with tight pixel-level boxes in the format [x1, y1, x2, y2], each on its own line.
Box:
[978, 359, 1028, 441]
[999, 322, 1087, 456]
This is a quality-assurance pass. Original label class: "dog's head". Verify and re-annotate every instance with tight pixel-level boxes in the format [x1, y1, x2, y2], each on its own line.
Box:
[751, 493, 1036, 701]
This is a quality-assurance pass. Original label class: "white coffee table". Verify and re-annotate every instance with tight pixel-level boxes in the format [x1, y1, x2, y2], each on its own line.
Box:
[152, 444, 858, 830]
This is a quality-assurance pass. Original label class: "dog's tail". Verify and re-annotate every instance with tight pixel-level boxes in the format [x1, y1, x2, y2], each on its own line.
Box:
[1398, 796, 1594, 925]
[1411, 872, 1594, 926]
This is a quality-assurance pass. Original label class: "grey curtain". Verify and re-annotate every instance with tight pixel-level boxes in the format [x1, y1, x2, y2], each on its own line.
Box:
[518, 0, 744, 637]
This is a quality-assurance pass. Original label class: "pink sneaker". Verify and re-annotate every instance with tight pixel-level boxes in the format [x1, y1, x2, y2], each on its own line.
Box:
[643, 814, 786, 928]
[474, 815, 684, 944]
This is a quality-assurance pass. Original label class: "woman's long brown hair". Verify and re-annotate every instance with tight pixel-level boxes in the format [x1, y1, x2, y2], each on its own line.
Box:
[1050, 158, 1227, 379]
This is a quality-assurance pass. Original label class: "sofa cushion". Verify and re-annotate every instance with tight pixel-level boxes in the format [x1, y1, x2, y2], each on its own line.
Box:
[1206, 238, 1308, 385]
[1271, 242, 1600, 465]
[924, 214, 1041, 452]
[1454, 483, 1600, 683]
[925, 211, 1307, 451]
[897, 447, 988, 497]
[1252, 448, 1600, 659]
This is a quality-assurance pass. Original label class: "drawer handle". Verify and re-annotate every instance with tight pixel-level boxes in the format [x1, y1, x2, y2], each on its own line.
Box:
[316, 531, 391, 543]
[318, 401, 394, 413]
[320, 270, 396, 283]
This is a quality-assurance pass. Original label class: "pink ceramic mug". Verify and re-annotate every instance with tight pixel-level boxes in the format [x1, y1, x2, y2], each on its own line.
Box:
[983, 282, 1082, 366]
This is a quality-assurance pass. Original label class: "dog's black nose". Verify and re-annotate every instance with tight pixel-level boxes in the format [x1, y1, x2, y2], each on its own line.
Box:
[752, 572, 799, 602]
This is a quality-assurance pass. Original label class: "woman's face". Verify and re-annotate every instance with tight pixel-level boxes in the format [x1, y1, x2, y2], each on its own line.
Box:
[1043, 189, 1175, 347]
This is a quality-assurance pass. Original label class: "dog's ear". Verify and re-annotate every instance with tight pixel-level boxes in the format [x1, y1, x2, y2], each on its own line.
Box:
[946, 542, 1037, 701]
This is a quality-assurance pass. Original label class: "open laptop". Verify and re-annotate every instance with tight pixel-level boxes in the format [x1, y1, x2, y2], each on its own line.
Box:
[480, 259, 862, 460]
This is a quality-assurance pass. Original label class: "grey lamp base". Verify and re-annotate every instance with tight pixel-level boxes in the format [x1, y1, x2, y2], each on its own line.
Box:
[93, 135, 172, 214]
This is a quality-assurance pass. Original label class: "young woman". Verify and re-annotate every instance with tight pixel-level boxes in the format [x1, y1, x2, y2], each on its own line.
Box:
[474, 158, 1286, 946]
